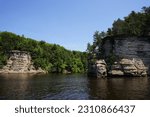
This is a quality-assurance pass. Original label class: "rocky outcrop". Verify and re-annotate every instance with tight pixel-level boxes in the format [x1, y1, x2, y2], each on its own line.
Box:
[108, 62, 124, 76]
[109, 58, 147, 77]
[103, 36, 150, 76]
[0, 50, 46, 74]
[88, 60, 107, 78]
[88, 36, 150, 78]
[96, 60, 107, 78]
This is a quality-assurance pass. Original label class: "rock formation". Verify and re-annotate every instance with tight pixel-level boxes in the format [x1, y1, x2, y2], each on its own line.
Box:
[109, 58, 147, 77]
[96, 60, 107, 78]
[88, 60, 107, 78]
[108, 61, 124, 76]
[88, 36, 150, 78]
[0, 50, 45, 74]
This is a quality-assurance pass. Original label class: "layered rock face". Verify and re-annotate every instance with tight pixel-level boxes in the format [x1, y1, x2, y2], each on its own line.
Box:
[104, 37, 150, 77]
[96, 60, 107, 78]
[88, 60, 107, 78]
[0, 50, 45, 73]
[88, 36, 150, 78]
[109, 58, 147, 76]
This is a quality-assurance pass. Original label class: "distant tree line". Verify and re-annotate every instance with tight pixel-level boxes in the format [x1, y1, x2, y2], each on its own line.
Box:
[0, 31, 87, 73]
[87, 6, 150, 59]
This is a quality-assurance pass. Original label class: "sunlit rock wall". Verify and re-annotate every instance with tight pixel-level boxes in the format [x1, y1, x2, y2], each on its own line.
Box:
[0, 50, 45, 73]
[103, 36, 150, 75]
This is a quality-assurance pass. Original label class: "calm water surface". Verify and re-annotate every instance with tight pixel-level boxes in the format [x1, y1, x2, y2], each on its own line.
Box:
[0, 74, 150, 100]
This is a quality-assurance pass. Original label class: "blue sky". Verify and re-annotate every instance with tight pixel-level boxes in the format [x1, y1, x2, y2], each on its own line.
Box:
[0, 0, 149, 51]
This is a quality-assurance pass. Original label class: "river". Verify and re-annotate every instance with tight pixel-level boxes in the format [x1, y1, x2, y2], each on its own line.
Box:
[0, 74, 150, 100]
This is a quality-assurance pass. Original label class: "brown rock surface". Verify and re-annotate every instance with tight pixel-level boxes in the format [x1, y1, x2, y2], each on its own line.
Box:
[0, 50, 46, 74]
[109, 58, 147, 76]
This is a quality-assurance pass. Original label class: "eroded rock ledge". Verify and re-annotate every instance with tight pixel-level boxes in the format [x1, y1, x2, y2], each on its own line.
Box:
[88, 36, 150, 78]
[88, 60, 107, 78]
[0, 50, 46, 74]
[88, 58, 147, 78]
[109, 58, 147, 77]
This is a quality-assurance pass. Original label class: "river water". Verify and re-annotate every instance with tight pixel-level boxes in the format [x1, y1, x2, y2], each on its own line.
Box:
[0, 74, 150, 100]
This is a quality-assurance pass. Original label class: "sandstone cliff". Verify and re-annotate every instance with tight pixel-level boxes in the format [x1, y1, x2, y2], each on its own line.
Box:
[109, 58, 147, 76]
[88, 60, 107, 78]
[0, 50, 46, 74]
[88, 36, 150, 77]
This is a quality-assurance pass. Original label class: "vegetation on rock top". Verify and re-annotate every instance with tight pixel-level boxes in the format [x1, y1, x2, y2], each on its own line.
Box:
[87, 6, 150, 61]
[0, 32, 87, 73]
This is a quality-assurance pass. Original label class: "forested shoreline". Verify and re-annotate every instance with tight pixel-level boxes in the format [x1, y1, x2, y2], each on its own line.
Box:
[0, 32, 87, 73]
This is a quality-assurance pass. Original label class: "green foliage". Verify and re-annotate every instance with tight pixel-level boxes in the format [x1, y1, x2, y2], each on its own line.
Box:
[106, 53, 116, 66]
[71, 58, 84, 73]
[0, 31, 87, 73]
[111, 6, 150, 36]
[87, 31, 106, 60]
[87, 6, 150, 67]
[0, 54, 7, 69]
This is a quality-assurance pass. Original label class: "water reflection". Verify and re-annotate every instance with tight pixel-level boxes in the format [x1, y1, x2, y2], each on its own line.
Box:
[88, 77, 150, 99]
[0, 74, 150, 100]
[42, 74, 89, 100]
[0, 74, 34, 99]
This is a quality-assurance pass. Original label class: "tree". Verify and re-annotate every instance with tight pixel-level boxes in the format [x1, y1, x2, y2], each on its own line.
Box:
[107, 28, 112, 36]
[86, 43, 93, 53]
[112, 18, 128, 35]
